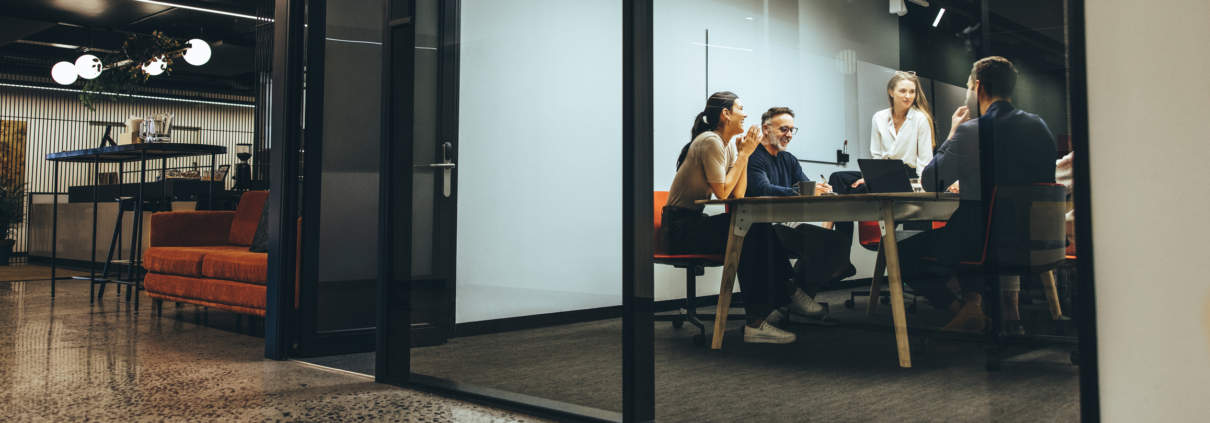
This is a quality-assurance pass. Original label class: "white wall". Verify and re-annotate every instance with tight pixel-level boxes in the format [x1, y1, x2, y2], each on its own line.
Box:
[456, 0, 623, 323]
[1086, 0, 1210, 420]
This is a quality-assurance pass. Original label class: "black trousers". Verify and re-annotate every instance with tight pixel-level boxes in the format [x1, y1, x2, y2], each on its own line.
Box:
[662, 207, 790, 320]
[772, 223, 852, 297]
[895, 226, 986, 309]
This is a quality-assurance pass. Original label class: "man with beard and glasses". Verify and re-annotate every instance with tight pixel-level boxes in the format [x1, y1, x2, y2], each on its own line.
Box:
[745, 107, 856, 324]
[897, 56, 1057, 332]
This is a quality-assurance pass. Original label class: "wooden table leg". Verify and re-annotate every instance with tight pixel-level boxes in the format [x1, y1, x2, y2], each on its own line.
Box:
[1041, 270, 1063, 319]
[867, 243, 886, 315]
[879, 201, 912, 368]
[711, 212, 747, 350]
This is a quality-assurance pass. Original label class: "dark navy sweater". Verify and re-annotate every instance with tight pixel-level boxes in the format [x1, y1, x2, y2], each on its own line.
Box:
[746, 146, 810, 197]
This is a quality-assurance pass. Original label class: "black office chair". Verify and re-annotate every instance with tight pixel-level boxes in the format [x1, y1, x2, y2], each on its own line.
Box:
[924, 183, 1069, 370]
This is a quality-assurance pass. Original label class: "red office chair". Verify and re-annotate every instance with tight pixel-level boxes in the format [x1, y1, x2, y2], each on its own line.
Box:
[653, 191, 745, 346]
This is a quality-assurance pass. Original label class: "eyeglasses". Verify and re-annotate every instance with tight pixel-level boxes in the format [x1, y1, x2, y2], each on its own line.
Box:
[776, 126, 798, 135]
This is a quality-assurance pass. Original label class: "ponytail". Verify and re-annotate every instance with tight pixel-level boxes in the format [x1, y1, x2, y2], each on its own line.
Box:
[676, 92, 738, 170]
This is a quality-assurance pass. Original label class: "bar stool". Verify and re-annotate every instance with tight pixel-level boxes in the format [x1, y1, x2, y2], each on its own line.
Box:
[97, 196, 171, 300]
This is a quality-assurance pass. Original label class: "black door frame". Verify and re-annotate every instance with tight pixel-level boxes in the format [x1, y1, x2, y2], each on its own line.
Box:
[1066, 0, 1101, 420]
[265, 0, 305, 361]
[267, 0, 382, 359]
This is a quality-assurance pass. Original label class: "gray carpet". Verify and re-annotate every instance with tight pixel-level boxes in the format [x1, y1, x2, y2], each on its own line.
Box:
[304, 288, 1081, 422]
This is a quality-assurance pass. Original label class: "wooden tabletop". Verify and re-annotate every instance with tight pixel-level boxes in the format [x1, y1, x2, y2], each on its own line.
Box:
[695, 191, 959, 206]
[46, 143, 227, 163]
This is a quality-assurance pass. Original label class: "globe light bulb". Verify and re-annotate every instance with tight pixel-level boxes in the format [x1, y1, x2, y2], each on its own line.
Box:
[51, 61, 78, 85]
[74, 54, 103, 80]
[142, 56, 167, 76]
[182, 39, 211, 66]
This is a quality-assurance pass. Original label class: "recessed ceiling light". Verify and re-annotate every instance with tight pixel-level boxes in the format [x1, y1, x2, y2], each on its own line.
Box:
[135, 0, 271, 22]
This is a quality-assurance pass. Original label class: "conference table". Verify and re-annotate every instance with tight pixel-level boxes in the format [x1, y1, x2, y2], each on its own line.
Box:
[697, 192, 960, 368]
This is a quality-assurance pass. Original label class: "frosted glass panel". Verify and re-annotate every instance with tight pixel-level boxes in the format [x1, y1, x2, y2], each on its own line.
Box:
[454, 0, 623, 324]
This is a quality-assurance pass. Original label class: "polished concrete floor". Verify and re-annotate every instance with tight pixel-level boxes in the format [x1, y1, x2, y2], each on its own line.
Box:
[0, 265, 548, 422]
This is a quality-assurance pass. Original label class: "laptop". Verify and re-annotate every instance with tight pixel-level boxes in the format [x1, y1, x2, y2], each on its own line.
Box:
[857, 159, 913, 193]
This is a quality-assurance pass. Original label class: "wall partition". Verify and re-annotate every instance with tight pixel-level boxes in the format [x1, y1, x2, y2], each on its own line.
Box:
[404, 0, 626, 417]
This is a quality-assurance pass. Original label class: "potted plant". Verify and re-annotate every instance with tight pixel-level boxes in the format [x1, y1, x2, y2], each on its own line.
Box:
[0, 178, 24, 265]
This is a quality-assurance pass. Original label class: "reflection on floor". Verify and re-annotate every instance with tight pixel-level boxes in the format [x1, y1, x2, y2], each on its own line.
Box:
[0, 264, 548, 422]
[309, 288, 1081, 422]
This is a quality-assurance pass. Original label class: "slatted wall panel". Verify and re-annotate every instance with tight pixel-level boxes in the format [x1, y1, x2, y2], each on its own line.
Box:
[0, 76, 254, 254]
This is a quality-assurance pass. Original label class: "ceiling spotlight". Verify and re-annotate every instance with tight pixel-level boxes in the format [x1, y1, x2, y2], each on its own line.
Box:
[51, 61, 78, 85]
[75, 54, 103, 79]
[182, 39, 211, 66]
[932, 8, 947, 27]
[142, 56, 167, 76]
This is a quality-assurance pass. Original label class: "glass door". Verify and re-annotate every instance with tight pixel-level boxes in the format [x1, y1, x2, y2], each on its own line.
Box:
[292, 0, 390, 356]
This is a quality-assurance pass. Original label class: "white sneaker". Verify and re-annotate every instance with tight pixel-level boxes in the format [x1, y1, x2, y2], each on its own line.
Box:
[743, 321, 797, 344]
[788, 289, 826, 316]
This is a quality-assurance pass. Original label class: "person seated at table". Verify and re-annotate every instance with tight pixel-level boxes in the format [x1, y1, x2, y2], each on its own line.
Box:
[831, 70, 938, 194]
[827, 71, 939, 244]
[745, 106, 855, 308]
[663, 92, 800, 344]
[897, 56, 1057, 332]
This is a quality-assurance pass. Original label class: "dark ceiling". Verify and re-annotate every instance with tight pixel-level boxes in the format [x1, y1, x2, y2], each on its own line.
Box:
[0, 0, 268, 97]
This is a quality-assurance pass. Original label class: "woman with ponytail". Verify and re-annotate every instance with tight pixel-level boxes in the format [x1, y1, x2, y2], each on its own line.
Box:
[662, 92, 800, 344]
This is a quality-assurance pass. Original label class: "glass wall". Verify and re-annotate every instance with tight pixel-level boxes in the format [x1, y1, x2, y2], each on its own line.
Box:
[651, 0, 1082, 421]
[405, 0, 625, 415]
[309, 0, 382, 334]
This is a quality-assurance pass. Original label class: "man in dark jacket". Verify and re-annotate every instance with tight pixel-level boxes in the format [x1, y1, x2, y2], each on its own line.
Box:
[900, 56, 1057, 331]
[746, 107, 855, 319]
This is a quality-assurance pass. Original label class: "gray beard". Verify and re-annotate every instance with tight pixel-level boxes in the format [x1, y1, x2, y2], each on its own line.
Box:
[766, 139, 787, 154]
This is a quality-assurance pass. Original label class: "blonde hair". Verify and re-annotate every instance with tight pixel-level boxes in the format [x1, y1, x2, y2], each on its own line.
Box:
[886, 71, 937, 148]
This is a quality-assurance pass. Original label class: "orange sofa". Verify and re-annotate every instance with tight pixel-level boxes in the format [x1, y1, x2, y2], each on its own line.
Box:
[143, 191, 275, 316]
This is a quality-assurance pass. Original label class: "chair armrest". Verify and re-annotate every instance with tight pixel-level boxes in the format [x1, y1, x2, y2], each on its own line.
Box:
[150, 211, 237, 247]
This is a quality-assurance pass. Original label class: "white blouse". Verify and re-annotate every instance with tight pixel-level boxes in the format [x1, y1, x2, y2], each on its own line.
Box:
[870, 107, 934, 176]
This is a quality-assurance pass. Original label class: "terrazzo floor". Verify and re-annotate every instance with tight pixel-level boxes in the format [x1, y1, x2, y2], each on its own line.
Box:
[0, 265, 550, 423]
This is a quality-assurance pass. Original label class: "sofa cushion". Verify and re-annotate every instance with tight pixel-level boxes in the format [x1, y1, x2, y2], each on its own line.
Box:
[144, 246, 230, 277]
[249, 200, 270, 253]
[228, 190, 269, 246]
[144, 273, 266, 311]
[201, 249, 268, 285]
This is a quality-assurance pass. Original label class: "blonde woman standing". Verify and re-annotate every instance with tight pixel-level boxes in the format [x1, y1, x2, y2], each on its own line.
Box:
[848, 71, 937, 189]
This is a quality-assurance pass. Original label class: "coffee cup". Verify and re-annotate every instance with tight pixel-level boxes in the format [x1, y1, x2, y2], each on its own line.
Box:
[797, 181, 816, 196]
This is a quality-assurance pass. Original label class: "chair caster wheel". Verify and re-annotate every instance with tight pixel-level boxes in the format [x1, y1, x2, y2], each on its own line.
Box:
[844, 299, 855, 309]
[672, 318, 684, 329]
[692, 334, 705, 346]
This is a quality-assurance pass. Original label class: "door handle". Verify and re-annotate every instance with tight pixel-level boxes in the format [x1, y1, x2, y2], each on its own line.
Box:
[435, 142, 455, 198]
